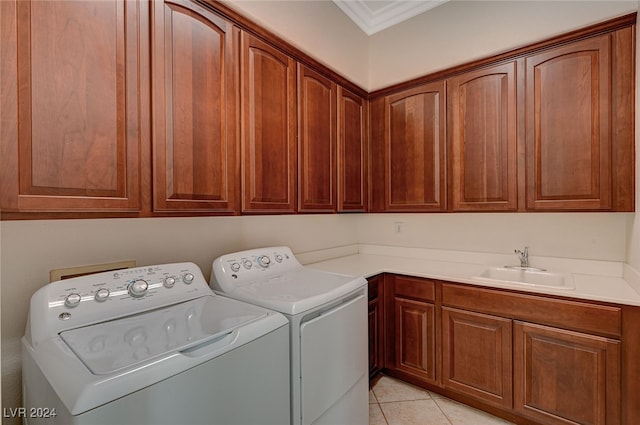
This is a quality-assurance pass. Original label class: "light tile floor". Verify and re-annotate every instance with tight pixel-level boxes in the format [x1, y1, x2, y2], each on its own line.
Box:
[369, 375, 516, 425]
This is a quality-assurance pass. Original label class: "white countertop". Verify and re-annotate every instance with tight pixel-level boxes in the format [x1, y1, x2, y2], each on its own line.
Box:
[305, 246, 640, 307]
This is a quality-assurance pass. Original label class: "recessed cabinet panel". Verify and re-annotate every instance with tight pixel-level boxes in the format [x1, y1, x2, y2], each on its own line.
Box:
[368, 275, 384, 379]
[1, 0, 144, 212]
[384, 81, 446, 211]
[442, 307, 513, 408]
[241, 33, 296, 213]
[338, 88, 367, 212]
[448, 62, 518, 211]
[298, 65, 337, 212]
[514, 321, 621, 425]
[152, 0, 238, 213]
[526, 35, 611, 210]
[394, 298, 437, 383]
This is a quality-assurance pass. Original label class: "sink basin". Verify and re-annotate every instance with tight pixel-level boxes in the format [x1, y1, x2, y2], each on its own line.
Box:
[474, 267, 575, 290]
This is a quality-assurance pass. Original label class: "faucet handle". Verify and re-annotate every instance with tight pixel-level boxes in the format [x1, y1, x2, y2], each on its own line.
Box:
[514, 246, 529, 267]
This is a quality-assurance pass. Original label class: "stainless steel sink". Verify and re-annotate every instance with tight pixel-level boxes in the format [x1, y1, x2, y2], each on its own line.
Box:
[474, 267, 575, 290]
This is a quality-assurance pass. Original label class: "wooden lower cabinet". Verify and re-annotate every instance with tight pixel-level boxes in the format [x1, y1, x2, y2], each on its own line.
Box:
[384, 275, 437, 385]
[442, 307, 512, 409]
[380, 276, 632, 425]
[514, 321, 620, 425]
[368, 275, 384, 380]
[394, 298, 437, 383]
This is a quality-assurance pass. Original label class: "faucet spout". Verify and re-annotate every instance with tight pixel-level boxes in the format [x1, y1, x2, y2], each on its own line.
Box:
[515, 247, 529, 268]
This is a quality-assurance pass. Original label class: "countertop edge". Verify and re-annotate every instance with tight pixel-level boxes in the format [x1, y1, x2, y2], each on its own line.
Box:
[306, 253, 640, 307]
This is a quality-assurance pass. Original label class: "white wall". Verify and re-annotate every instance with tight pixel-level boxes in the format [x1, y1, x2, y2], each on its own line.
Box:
[358, 213, 629, 261]
[221, 0, 370, 89]
[368, 0, 637, 90]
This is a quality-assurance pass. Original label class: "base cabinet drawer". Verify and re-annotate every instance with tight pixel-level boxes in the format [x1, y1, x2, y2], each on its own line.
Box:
[514, 321, 621, 425]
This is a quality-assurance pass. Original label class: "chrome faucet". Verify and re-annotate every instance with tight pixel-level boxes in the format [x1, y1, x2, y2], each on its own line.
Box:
[515, 247, 529, 268]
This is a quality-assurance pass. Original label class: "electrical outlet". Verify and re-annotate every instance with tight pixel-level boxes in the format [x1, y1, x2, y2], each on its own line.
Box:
[394, 222, 404, 234]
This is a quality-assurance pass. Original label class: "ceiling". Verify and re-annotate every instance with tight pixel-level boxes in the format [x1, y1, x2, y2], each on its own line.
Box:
[332, 0, 448, 35]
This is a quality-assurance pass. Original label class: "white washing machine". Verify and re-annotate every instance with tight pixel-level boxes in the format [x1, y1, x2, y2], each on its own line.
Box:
[22, 262, 290, 425]
[210, 247, 368, 425]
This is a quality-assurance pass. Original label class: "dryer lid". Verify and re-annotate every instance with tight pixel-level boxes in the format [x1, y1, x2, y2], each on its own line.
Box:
[60, 295, 267, 375]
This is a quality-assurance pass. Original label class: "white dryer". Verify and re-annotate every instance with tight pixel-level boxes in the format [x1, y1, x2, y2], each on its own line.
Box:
[211, 247, 368, 425]
[22, 262, 290, 425]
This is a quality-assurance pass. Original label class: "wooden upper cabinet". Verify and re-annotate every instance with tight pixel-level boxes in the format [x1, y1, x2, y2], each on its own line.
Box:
[297, 65, 337, 212]
[152, 0, 238, 214]
[447, 62, 518, 211]
[338, 87, 368, 212]
[383, 81, 447, 211]
[525, 35, 612, 211]
[1, 0, 146, 214]
[241, 32, 297, 213]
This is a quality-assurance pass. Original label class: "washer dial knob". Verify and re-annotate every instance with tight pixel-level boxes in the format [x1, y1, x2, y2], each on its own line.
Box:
[243, 259, 253, 269]
[128, 279, 149, 298]
[275, 254, 283, 263]
[230, 262, 241, 272]
[257, 255, 271, 268]
[65, 293, 82, 308]
[163, 277, 176, 288]
[94, 288, 110, 302]
[183, 273, 195, 284]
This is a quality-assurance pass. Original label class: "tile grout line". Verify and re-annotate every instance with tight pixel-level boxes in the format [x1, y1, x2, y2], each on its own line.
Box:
[379, 401, 390, 425]
[370, 388, 390, 425]
[431, 397, 455, 425]
[371, 376, 517, 425]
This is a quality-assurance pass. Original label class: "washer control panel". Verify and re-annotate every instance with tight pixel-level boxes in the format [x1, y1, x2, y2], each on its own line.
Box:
[55, 265, 201, 309]
[26, 262, 210, 347]
[211, 246, 302, 292]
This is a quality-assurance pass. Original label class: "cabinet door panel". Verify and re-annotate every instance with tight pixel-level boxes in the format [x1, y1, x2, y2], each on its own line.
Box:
[368, 275, 384, 379]
[385, 81, 446, 211]
[298, 65, 336, 212]
[514, 321, 620, 425]
[338, 87, 367, 212]
[526, 35, 611, 210]
[369, 300, 382, 379]
[152, 0, 238, 213]
[2, 0, 144, 212]
[442, 307, 512, 408]
[448, 62, 517, 211]
[394, 298, 437, 383]
[242, 33, 296, 213]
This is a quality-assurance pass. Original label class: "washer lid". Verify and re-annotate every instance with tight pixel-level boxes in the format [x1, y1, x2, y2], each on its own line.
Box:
[224, 269, 367, 315]
[60, 295, 267, 375]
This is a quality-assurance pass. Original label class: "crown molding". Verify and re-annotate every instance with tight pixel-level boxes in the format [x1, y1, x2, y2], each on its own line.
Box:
[333, 0, 448, 35]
